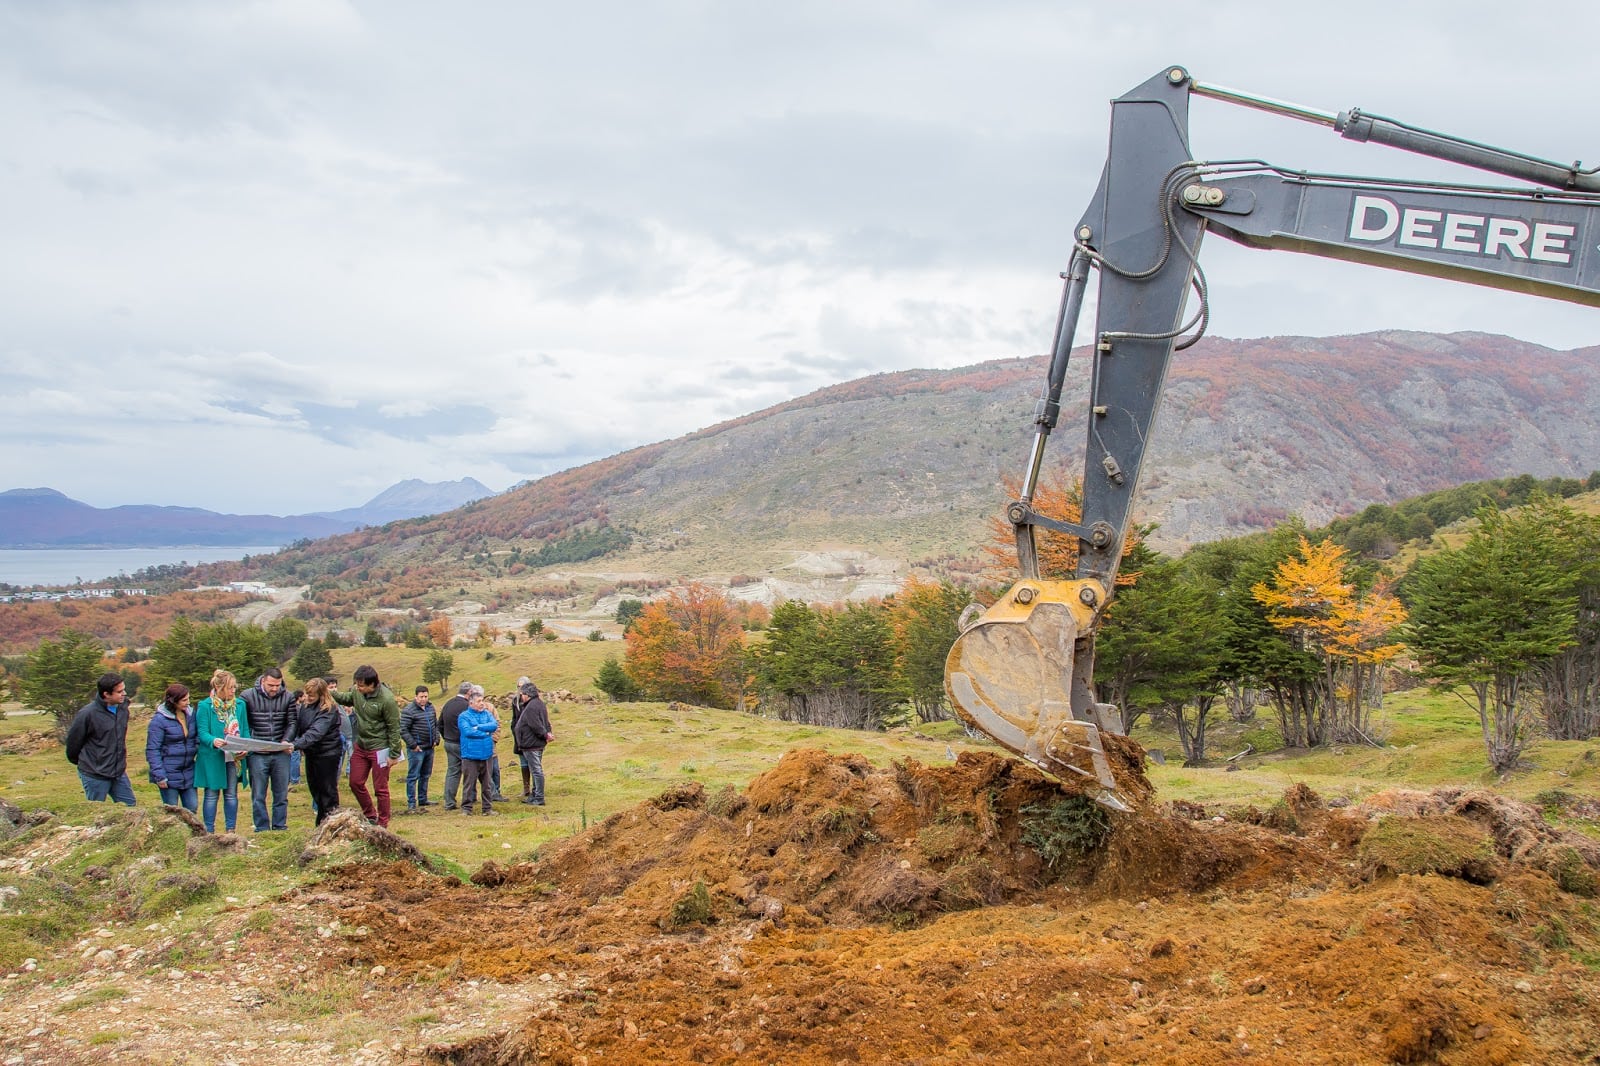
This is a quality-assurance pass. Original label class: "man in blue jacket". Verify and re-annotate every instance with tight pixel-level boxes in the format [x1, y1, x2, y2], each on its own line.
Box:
[65, 673, 135, 805]
[456, 686, 499, 816]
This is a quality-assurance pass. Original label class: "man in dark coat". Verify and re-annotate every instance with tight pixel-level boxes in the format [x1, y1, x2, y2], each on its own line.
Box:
[511, 681, 554, 806]
[438, 680, 471, 811]
[509, 676, 536, 799]
[399, 684, 440, 813]
[240, 667, 298, 831]
[65, 673, 135, 805]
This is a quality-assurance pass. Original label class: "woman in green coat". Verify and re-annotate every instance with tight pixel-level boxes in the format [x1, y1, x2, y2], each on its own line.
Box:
[195, 668, 249, 833]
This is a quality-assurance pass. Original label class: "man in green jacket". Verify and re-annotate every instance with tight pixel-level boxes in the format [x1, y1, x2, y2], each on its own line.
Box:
[333, 664, 404, 827]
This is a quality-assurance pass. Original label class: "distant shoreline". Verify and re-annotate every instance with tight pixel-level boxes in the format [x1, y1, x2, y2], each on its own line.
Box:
[0, 544, 287, 551]
[0, 546, 283, 588]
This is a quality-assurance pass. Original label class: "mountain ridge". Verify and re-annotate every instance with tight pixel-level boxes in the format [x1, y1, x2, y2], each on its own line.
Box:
[0, 478, 499, 549]
[204, 330, 1600, 599]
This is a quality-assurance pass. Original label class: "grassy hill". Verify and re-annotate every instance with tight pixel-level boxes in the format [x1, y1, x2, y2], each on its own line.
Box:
[188, 331, 1600, 615]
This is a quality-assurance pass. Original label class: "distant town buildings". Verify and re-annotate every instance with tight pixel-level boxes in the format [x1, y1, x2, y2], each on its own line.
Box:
[0, 580, 273, 605]
[0, 587, 150, 603]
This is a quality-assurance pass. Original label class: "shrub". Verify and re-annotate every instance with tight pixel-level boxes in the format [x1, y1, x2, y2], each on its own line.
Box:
[664, 881, 714, 929]
[1020, 796, 1112, 870]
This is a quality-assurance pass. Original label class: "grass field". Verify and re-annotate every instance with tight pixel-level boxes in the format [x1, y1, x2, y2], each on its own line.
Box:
[312, 642, 620, 698]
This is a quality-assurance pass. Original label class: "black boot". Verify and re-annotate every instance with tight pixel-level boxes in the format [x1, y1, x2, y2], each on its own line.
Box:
[521, 766, 531, 797]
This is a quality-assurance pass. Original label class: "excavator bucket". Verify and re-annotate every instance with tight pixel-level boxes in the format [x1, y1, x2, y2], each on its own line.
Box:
[945, 579, 1141, 812]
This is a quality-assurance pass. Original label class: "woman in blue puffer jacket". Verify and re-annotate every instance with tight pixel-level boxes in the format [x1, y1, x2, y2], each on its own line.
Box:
[147, 683, 200, 812]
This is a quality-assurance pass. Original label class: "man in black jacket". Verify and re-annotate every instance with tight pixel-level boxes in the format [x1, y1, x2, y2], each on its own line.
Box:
[511, 682, 554, 806]
[438, 680, 471, 811]
[399, 685, 439, 813]
[241, 667, 298, 831]
[65, 673, 135, 805]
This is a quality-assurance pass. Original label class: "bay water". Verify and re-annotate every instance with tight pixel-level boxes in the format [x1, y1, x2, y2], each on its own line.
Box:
[0, 546, 283, 588]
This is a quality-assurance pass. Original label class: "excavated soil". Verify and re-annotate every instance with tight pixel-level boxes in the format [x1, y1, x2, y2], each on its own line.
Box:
[297, 751, 1600, 1065]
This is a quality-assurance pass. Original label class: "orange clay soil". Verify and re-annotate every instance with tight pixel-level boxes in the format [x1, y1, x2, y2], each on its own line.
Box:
[305, 750, 1600, 1065]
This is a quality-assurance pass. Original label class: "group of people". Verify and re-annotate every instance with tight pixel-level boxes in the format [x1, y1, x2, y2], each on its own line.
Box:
[416, 676, 554, 815]
[63, 666, 554, 831]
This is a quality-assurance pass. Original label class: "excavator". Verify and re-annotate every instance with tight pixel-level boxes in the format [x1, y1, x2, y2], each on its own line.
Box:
[944, 65, 1600, 812]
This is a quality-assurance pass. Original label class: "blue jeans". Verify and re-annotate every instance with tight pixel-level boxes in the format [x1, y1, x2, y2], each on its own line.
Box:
[79, 771, 136, 806]
[247, 751, 290, 831]
[203, 778, 239, 833]
[405, 746, 435, 807]
[289, 748, 302, 785]
[158, 785, 199, 812]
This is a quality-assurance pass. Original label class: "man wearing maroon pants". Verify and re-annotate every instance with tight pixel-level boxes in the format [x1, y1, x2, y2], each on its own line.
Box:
[333, 665, 403, 827]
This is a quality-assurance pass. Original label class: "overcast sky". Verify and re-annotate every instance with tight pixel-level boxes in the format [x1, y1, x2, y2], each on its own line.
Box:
[4, 1, 1597, 515]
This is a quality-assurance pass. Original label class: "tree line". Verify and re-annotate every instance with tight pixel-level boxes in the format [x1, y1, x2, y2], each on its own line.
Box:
[598, 485, 1600, 776]
[594, 577, 973, 731]
[13, 475, 1599, 776]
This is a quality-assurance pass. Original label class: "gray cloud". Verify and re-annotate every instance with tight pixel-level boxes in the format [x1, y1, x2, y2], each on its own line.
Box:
[2, 1, 1597, 513]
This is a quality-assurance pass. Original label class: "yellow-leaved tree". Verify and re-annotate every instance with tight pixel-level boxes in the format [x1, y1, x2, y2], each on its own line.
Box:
[1252, 536, 1406, 744]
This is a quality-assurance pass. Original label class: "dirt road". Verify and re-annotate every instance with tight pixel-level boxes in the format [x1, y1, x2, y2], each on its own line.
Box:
[231, 584, 309, 628]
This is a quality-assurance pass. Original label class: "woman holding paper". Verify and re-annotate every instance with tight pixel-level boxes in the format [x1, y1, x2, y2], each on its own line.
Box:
[195, 669, 249, 834]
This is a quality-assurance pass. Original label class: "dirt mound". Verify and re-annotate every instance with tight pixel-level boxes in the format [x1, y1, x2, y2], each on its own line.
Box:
[298, 751, 1600, 1065]
[488, 749, 1238, 930]
[298, 807, 437, 870]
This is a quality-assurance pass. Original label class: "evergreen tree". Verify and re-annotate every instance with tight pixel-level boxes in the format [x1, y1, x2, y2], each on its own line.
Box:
[614, 599, 645, 633]
[749, 600, 899, 729]
[265, 617, 309, 663]
[751, 601, 822, 719]
[421, 650, 455, 692]
[595, 655, 642, 701]
[143, 616, 207, 698]
[888, 579, 972, 723]
[1094, 549, 1227, 754]
[146, 618, 276, 695]
[1406, 497, 1590, 772]
[22, 629, 106, 739]
[289, 638, 334, 683]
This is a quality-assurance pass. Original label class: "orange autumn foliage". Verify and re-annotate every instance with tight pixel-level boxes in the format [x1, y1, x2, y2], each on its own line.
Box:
[981, 475, 1141, 587]
[0, 592, 252, 655]
[623, 583, 747, 708]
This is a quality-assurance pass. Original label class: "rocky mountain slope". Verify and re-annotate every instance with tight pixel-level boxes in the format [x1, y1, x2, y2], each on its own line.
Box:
[222, 331, 1600, 587]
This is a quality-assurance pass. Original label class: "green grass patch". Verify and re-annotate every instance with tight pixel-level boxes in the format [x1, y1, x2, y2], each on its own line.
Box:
[56, 986, 126, 1013]
[1358, 815, 1500, 883]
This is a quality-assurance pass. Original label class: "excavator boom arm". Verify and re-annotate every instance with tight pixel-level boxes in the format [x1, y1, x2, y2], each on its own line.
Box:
[947, 65, 1598, 810]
